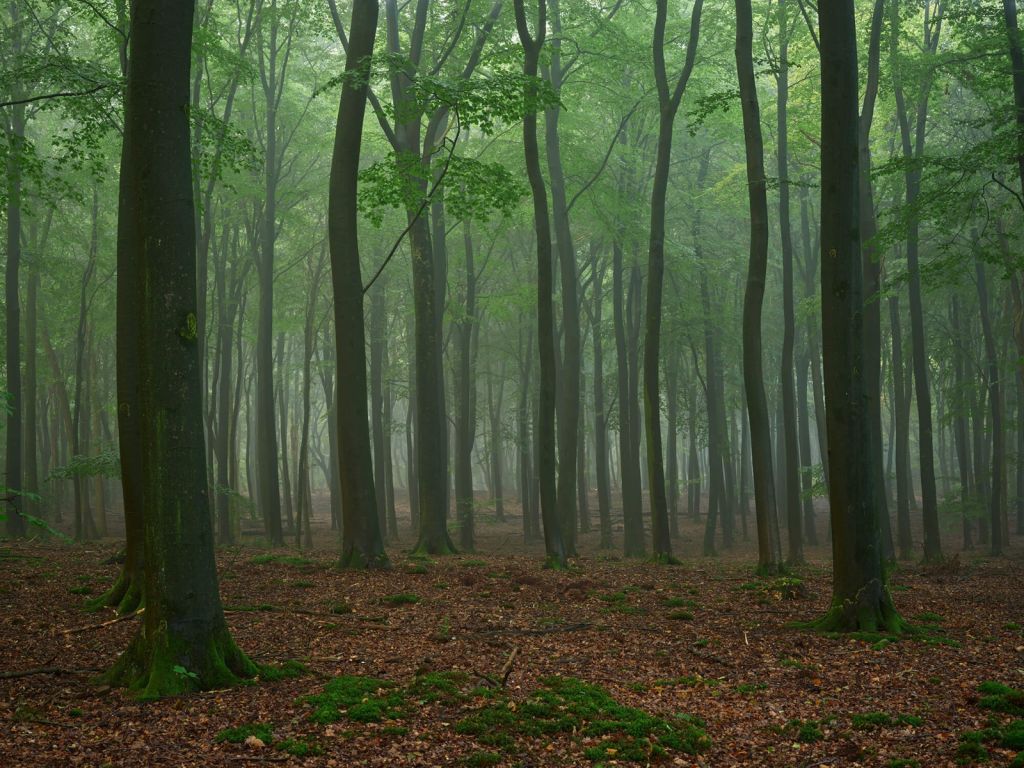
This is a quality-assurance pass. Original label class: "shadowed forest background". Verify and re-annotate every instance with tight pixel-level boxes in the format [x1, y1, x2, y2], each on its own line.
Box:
[2, 0, 1024, 765]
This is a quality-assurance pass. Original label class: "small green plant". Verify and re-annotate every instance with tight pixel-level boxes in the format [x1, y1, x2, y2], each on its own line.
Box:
[1004, 622, 1021, 631]
[885, 760, 920, 768]
[292, 580, 315, 588]
[785, 719, 823, 743]
[250, 553, 314, 567]
[330, 602, 353, 614]
[850, 712, 923, 729]
[381, 725, 409, 736]
[736, 682, 768, 695]
[464, 751, 502, 767]
[432, 617, 453, 642]
[598, 591, 627, 603]
[274, 738, 323, 757]
[215, 722, 273, 743]
[663, 596, 696, 608]
[69, 585, 92, 595]
[779, 656, 813, 670]
[259, 660, 308, 681]
[913, 611, 944, 624]
[172, 664, 199, 683]
[978, 681, 1024, 716]
[667, 610, 694, 621]
[382, 593, 420, 606]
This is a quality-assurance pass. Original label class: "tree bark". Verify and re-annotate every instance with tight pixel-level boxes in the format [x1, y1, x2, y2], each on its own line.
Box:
[814, 0, 903, 632]
[736, 0, 782, 573]
[328, 0, 389, 569]
[103, 0, 255, 695]
[514, 0, 567, 567]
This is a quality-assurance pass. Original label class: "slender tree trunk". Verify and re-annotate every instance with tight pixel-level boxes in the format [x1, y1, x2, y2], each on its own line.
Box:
[328, 0, 388, 568]
[590, 247, 613, 548]
[951, 295, 974, 549]
[777, 0, 802, 565]
[891, 0, 943, 562]
[514, 0, 567, 568]
[455, 220, 477, 551]
[644, 0, 702, 561]
[4, 3, 26, 537]
[975, 256, 1004, 555]
[737, 0, 782, 573]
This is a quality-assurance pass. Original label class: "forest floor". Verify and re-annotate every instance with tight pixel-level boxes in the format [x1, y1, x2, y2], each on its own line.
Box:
[2, 514, 1023, 767]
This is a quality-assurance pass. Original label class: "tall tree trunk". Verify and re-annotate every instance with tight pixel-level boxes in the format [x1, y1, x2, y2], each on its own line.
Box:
[975, 256, 1004, 555]
[4, 1, 26, 538]
[255, 0, 284, 545]
[370, 276, 389, 539]
[590, 247, 613, 548]
[777, 0, 802, 565]
[645, 0, 703, 562]
[103, 0, 255, 694]
[891, 0, 943, 562]
[736, 0, 782, 573]
[543, 0, 581, 556]
[889, 294, 913, 559]
[455, 221, 477, 551]
[815, 0, 903, 632]
[951, 295, 974, 549]
[328, 0, 388, 569]
[514, 0, 567, 568]
[615, 239, 645, 556]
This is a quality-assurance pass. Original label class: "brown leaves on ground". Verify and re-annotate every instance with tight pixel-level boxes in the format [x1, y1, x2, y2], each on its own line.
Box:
[1, 538, 1021, 767]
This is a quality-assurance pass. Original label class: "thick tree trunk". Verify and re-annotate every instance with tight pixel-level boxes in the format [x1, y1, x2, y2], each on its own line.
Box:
[543, 0, 581, 556]
[814, 0, 903, 632]
[103, 0, 255, 695]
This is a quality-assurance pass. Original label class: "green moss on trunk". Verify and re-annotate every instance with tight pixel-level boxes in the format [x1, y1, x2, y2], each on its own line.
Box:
[101, 623, 255, 699]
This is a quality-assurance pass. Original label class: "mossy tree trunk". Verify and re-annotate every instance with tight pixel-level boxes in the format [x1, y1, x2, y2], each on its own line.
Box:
[103, 0, 256, 697]
[814, 0, 904, 633]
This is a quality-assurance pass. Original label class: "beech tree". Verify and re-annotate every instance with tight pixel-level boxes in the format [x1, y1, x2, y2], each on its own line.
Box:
[814, 0, 904, 633]
[103, 0, 255, 695]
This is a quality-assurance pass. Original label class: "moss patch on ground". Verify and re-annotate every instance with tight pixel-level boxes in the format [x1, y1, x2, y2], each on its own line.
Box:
[454, 676, 709, 763]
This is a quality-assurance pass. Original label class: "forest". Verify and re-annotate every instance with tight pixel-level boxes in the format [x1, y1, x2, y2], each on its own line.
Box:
[1, 0, 1023, 765]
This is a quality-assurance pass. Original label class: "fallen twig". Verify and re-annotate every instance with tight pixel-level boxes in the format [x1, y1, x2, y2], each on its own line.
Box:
[62, 609, 143, 635]
[0, 666, 99, 680]
[473, 622, 593, 637]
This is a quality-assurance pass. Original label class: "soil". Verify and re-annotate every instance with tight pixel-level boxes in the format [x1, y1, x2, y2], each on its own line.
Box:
[1, 501, 1021, 767]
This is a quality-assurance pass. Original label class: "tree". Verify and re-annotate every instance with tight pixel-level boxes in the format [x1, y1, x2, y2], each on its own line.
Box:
[736, 0, 782, 573]
[813, 0, 904, 633]
[328, 0, 388, 570]
[644, 0, 703, 563]
[103, 0, 255, 695]
[514, 0, 567, 569]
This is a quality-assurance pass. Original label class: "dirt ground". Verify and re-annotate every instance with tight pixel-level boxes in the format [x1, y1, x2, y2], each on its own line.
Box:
[1, 500, 1022, 767]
